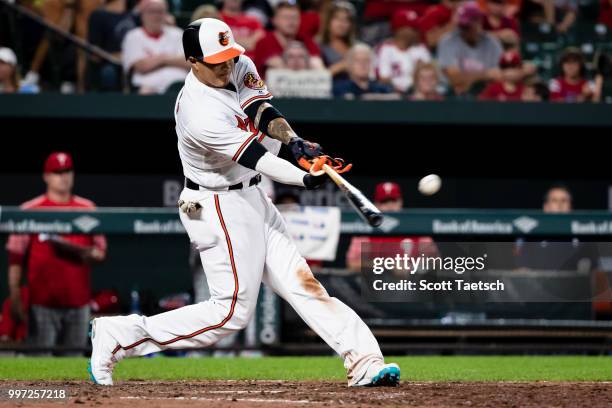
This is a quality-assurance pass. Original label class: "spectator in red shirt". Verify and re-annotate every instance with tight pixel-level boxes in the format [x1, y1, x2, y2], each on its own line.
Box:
[549, 47, 593, 102]
[5, 152, 107, 353]
[419, 0, 461, 49]
[253, 1, 323, 76]
[482, 0, 520, 45]
[479, 50, 525, 101]
[346, 182, 437, 273]
[220, 0, 265, 54]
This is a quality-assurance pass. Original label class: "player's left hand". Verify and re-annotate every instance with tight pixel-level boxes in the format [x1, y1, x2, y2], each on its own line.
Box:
[303, 173, 328, 190]
[288, 137, 323, 170]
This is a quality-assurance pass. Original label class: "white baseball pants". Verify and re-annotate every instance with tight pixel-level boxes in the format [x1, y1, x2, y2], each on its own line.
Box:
[102, 184, 384, 384]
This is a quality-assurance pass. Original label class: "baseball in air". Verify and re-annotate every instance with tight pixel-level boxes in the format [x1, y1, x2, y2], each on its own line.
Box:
[418, 174, 441, 196]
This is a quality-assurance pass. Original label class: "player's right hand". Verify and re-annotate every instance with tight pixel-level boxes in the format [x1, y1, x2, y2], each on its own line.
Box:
[288, 137, 323, 170]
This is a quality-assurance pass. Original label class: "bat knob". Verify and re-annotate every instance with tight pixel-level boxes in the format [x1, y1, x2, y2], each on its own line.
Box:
[368, 212, 384, 228]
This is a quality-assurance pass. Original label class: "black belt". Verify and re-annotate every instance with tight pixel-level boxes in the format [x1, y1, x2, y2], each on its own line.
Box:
[185, 174, 261, 191]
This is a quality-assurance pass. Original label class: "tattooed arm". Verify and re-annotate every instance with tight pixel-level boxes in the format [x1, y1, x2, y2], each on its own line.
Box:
[267, 117, 298, 144]
[252, 101, 297, 144]
[246, 100, 323, 169]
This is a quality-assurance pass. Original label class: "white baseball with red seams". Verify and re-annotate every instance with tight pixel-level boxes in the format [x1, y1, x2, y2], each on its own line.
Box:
[89, 25, 398, 386]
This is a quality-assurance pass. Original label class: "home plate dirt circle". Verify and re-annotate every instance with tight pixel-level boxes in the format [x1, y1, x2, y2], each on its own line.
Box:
[1, 380, 611, 407]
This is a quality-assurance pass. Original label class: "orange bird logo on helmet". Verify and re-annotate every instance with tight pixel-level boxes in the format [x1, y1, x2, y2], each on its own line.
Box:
[218, 31, 230, 46]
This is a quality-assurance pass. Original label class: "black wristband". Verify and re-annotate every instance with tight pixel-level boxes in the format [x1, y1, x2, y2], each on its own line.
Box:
[258, 105, 283, 136]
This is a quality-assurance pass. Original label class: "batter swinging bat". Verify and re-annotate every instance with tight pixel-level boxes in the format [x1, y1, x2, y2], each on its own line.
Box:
[321, 163, 384, 228]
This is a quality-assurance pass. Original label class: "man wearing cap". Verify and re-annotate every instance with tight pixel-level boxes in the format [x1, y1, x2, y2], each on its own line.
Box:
[419, 0, 461, 49]
[346, 182, 437, 273]
[377, 10, 432, 93]
[121, 0, 189, 93]
[5, 152, 107, 353]
[479, 50, 525, 101]
[437, 1, 503, 95]
[89, 17, 400, 387]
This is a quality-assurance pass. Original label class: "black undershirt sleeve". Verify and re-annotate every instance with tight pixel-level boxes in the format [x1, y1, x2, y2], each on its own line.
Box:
[243, 99, 266, 123]
[243, 99, 283, 136]
[236, 139, 268, 170]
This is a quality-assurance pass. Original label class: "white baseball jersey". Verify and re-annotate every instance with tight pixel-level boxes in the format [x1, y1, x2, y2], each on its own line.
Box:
[174, 55, 279, 189]
[93, 53, 388, 388]
[122, 26, 188, 93]
[376, 41, 431, 92]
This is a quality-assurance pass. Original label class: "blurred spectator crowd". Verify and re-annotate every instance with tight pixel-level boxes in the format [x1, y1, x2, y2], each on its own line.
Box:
[1, 0, 612, 101]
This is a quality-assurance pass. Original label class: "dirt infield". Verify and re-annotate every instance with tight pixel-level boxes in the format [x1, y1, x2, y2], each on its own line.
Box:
[1, 380, 611, 407]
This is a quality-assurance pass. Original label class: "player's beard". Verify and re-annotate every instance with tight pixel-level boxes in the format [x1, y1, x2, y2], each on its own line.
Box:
[209, 59, 234, 87]
[217, 69, 232, 86]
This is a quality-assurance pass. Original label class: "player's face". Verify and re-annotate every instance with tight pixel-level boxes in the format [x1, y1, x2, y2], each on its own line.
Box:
[44, 170, 74, 195]
[543, 189, 572, 213]
[193, 57, 235, 87]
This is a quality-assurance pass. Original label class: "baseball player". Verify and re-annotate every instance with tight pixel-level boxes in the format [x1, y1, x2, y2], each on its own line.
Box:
[89, 18, 400, 387]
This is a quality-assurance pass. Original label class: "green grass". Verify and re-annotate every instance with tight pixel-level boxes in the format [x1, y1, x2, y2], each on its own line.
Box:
[0, 356, 611, 382]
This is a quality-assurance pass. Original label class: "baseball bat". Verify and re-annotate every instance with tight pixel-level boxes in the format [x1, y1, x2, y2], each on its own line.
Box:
[322, 164, 384, 227]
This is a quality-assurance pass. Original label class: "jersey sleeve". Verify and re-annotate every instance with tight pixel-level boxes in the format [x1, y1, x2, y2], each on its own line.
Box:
[189, 115, 264, 162]
[234, 55, 273, 110]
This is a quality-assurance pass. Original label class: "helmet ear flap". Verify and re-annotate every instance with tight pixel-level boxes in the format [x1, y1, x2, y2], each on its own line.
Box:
[182, 22, 204, 61]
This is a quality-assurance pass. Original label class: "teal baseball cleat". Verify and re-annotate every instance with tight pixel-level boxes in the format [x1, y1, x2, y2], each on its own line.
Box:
[88, 318, 117, 385]
[351, 363, 401, 387]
